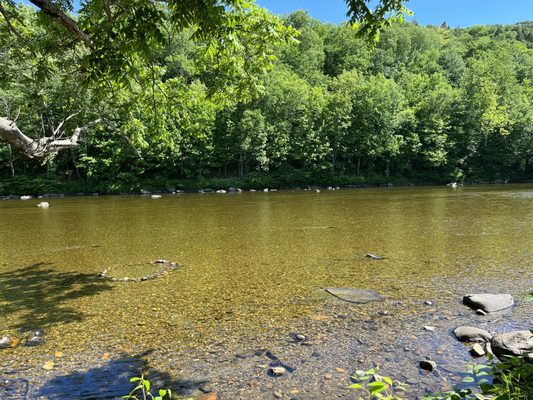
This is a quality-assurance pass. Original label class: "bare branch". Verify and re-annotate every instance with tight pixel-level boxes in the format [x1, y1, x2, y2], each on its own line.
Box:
[53, 110, 81, 137]
[0, 116, 101, 158]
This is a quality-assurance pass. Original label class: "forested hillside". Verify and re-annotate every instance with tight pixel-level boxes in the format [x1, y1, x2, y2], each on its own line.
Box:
[1, 6, 532, 193]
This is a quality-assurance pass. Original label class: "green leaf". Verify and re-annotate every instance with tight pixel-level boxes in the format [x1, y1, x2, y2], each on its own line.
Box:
[382, 376, 393, 385]
[368, 381, 387, 394]
[349, 383, 364, 389]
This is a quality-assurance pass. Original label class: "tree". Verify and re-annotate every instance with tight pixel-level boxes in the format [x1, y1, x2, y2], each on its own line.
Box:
[0, 0, 409, 159]
[0, 0, 295, 159]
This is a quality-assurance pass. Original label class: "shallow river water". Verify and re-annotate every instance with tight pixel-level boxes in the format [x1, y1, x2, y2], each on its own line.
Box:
[0, 185, 532, 399]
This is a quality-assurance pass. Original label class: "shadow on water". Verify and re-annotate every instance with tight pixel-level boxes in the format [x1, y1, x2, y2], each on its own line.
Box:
[34, 351, 208, 399]
[0, 262, 113, 329]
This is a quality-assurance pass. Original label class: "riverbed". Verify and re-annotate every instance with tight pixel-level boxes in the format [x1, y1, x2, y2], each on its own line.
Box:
[1, 185, 532, 399]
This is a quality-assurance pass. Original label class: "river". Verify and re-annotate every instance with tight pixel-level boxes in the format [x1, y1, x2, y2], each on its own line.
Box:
[0, 185, 532, 399]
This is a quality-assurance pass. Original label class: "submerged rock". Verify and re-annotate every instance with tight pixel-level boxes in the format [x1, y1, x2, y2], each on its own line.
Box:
[25, 330, 44, 346]
[324, 288, 385, 304]
[463, 294, 514, 313]
[453, 326, 492, 343]
[419, 360, 437, 371]
[269, 366, 286, 376]
[491, 331, 533, 360]
[37, 202, 50, 208]
[366, 253, 385, 260]
[0, 336, 12, 349]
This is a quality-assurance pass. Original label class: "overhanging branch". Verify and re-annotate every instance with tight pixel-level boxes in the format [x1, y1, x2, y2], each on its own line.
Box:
[29, 0, 94, 49]
[0, 116, 101, 158]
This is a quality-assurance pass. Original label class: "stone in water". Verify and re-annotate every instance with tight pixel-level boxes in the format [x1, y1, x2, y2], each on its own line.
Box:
[324, 288, 385, 304]
[463, 294, 514, 313]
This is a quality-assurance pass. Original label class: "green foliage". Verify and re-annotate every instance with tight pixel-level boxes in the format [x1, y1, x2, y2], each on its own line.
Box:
[123, 375, 172, 400]
[425, 356, 533, 400]
[1, 6, 532, 187]
[349, 367, 409, 400]
[350, 357, 533, 400]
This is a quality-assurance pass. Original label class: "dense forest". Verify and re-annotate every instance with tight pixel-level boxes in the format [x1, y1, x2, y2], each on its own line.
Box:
[1, 5, 532, 193]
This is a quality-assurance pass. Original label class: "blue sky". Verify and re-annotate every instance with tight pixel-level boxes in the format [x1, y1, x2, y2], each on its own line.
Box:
[255, 0, 533, 27]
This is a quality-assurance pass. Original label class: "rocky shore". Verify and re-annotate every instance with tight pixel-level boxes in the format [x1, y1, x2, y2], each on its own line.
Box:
[1, 286, 531, 400]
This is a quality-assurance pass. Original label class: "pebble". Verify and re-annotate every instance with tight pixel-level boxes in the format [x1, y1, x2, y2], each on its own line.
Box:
[269, 366, 286, 376]
[424, 301, 433, 306]
[419, 360, 437, 371]
[335, 368, 346, 373]
[476, 309, 487, 316]
[294, 334, 306, 341]
[324, 373, 332, 380]
[273, 390, 283, 398]
[423, 326, 436, 332]
[470, 343, 486, 357]
[0, 336, 12, 349]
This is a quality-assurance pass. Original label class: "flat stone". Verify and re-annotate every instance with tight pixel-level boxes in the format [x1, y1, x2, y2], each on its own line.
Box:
[453, 326, 492, 343]
[463, 294, 514, 312]
[366, 253, 385, 260]
[324, 288, 385, 304]
[491, 331, 533, 360]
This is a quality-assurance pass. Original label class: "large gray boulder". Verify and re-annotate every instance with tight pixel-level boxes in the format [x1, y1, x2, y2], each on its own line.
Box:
[453, 326, 493, 342]
[491, 331, 533, 360]
[324, 288, 385, 304]
[463, 294, 514, 312]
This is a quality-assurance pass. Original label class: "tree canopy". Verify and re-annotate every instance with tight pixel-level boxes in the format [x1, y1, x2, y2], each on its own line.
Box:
[0, 0, 409, 159]
[1, 3, 532, 191]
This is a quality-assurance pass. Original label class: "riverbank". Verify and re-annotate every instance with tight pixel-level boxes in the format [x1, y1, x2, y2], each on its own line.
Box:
[0, 171, 528, 197]
[1, 282, 531, 399]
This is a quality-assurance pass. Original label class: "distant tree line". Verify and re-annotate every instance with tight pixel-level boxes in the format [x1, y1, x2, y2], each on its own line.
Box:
[1, 6, 532, 189]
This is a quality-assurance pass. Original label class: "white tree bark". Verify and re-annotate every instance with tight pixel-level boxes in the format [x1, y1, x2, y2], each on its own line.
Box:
[0, 116, 101, 158]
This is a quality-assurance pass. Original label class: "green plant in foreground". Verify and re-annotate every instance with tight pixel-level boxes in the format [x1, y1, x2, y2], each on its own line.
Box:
[431, 356, 533, 400]
[351, 356, 533, 400]
[349, 367, 409, 399]
[123, 375, 172, 400]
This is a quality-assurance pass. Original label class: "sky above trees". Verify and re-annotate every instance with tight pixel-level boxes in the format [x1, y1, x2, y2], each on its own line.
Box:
[256, 0, 533, 27]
